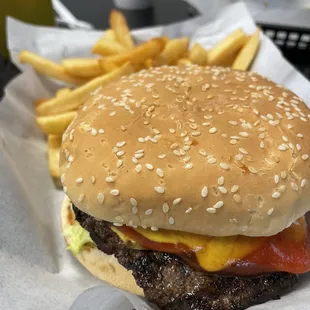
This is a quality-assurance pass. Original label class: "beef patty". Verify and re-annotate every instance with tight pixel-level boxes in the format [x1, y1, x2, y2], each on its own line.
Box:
[73, 204, 298, 310]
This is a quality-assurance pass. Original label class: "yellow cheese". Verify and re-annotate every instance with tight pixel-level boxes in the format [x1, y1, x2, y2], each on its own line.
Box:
[114, 227, 265, 272]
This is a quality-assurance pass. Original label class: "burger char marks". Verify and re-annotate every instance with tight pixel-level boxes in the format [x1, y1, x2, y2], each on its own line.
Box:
[73, 204, 298, 310]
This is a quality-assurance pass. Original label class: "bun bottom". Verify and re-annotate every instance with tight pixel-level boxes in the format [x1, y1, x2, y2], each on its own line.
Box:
[60, 196, 144, 296]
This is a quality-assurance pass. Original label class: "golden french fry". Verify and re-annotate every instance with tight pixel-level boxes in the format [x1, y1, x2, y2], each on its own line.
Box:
[100, 38, 166, 67]
[232, 29, 260, 71]
[99, 60, 119, 73]
[110, 10, 134, 49]
[56, 88, 71, 98]
[37, 111, 77, 135]
[155, 37, 189, 65]
[189, 43, 208, 66]
[37, 62, 133, 116]
[34, 98, 48, 108]
[177, 58, 192, 65]
[207, 29, 247, 66]
[103, 29, 117, 42]
[62, 58, 103, 78]
[47, 135, 61, 181]
[19, 51, 87, 85]
[92, 39, 126, 56]
[144, 59, 154, 69]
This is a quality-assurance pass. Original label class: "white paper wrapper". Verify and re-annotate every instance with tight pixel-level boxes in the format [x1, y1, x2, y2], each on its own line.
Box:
[1, 2, 310, 310]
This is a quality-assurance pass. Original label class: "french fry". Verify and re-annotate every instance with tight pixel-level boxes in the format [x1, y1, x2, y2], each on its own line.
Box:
[34, 98, 48, 107]
[62, 58, 103, 78]
[47, 135, 61, 183]
[110, 10, 135, 49]
[37, 62, 133, 116]
[92, 39, 126, 56]
[189, 43, 208, 66]
[232, 29, 260, 71]
[100, 38, 166, 67]
[56, 88, 71, 98]
[100, 60, 119, 73]
[103, 29, 117, 42]
[19, 51, 87, 85]
[177, 58, 192, 65]
[37, 111, 77, 135]
[207, 29, 247, 66]
[155, 37, 189, 65]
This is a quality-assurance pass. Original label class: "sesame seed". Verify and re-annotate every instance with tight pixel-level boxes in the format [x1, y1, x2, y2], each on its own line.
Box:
[214, 201, 224, 209]
[162, 203, 169, 213]
[112, 146, 118, 153]
[185, 207, 193, 214]
[199, 149, 207, 156]
[201, 186, 208, 198]
[116, 141, 126, 147]
[281, 171, 287, 179]
[191, 131, 201, 137]
[217, 176, 224, 185]
[260, 141, 265, 149]
[220, 163, 230, 170]
[116, 150, 125, 157]
[91, 128, 98, 136]
[206, 208, 216, 214]
[288, 124, 293, 129]
[135, 153, 144, 159]
[183, 145, 191, 151]
[135, 164, 142, 173]
[115, 216, 124, 223]
[184, 163, 193, 169]
[105, 176, 115, 183]
[109, 111, 116, 116]
[291, 183, 299, 191]
[145, 209, 153, 216]
[76, 177, 83, 184]
[234, 154, 243, 161]
[272, 191, 281, 198]
[302, 154, 309, 160]
[170, 143, 178, 150]
[150, 138, 158, 143]
[113, 223, 123, 227]
[282, 136, 288, 142]
[267, 208, 274, 215]
[173, 198, 182, 205]
[229, 120, 238, 126]
[78, 193, 85, 202]
[259, 133, 265, 139]
[132, 157, 138, 164]
[209, 127, 217, 134]
[151, 226, 158, 231]
[132, 206, 138, 214]
[297, 133, 303, 138]
[145, 163, 154, 170]
[230, 139, 238, 145]
[233, 194, 242, 203]
[204, 115, 213, 120]
[97, 193, 104, 204]
[173, 150, 181, 156]
[98, 129, 105, 134]
[155, 186, 165, 194]
[138, 137, 145, 143]
[301, 179, 307, 188]
[68, 156, 74, 163]
[207, 158, 217, 164]
[239, 148, 248, 155]
[249, 167, 258, 174]
[218, 186, 228, 194]
[296, 144, 302, 151]
[158, 154, 166, 159]
[278, 145, 287, 151]
[231, 185, 239, 193]
[110, 189, 119, 196]
[169, 217, 175, 225]
[156, 168, 164, 178]
[180, 131, 188, 137]
[169, 128, 176, 134]
[274, 175, 280, 184]
[239, 132, 249, 137]
[202, 122, 210, 126]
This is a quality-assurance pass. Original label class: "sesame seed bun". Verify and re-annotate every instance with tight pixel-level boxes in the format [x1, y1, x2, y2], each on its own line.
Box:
[61, 196, 144, 296]
[60, 65, 310, 237]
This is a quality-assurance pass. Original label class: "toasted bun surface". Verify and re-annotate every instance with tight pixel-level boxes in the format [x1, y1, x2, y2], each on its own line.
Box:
[61, 196, 144, 296]
[60, 65, 310, 237]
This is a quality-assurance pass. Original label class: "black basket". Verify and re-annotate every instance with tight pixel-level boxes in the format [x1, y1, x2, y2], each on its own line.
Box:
[260, 22, 310, 79]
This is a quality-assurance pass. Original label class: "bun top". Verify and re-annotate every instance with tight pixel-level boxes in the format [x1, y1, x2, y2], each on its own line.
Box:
[60, 65, 310, 237]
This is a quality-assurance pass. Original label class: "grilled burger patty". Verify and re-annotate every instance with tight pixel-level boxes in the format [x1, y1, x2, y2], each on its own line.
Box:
[73, 204, 298, 310]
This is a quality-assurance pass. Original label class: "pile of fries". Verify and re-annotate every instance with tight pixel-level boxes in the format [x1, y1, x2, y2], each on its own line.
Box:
[19, 10, 260, 185]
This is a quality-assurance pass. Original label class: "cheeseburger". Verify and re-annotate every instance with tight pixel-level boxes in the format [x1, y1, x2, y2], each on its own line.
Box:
[60, 65, 310, 309]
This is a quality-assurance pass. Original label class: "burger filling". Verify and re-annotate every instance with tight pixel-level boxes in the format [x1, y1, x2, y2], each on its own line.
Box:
[65, 203, 310, 310]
